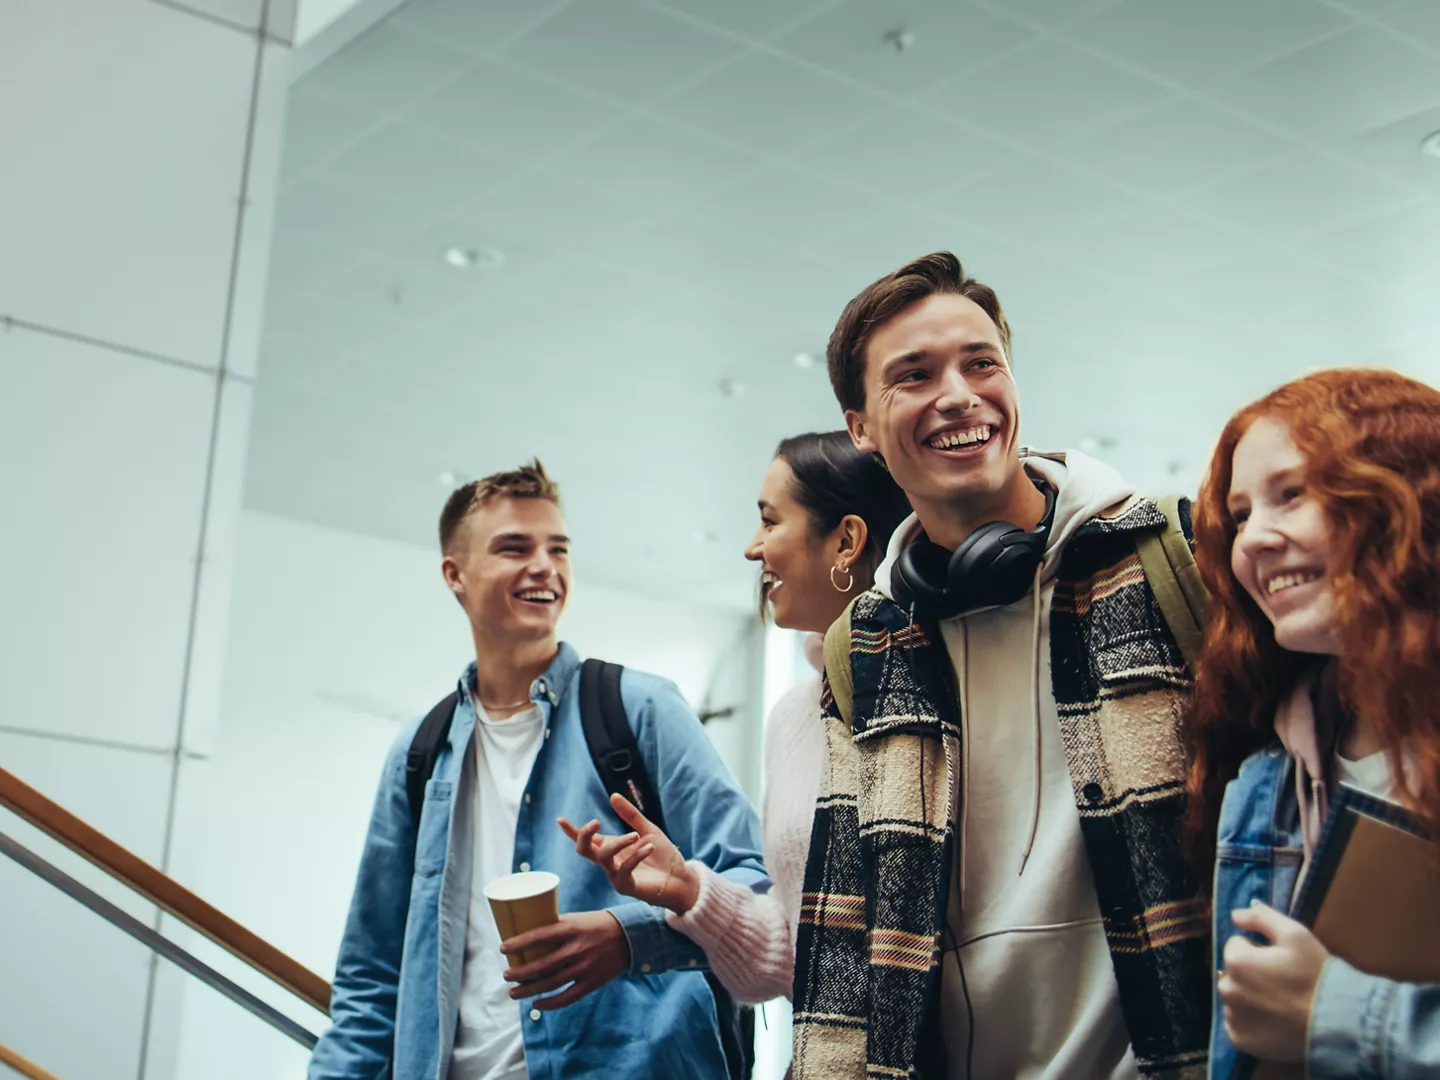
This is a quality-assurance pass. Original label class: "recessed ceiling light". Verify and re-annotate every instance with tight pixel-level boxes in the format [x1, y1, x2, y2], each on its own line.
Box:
[1077, 437, 1100, 453]
[718, 378, 746, 398]
[1421, 130, 1440, 161]
[792, 351, 818, 369]
[692, 529, 718, 545]
[438, 471, 457, 487]
[883, 28, 915, 53]
[443, 245, 505, 270]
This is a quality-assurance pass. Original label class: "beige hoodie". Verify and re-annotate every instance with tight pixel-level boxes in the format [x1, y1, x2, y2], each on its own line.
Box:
[874, 449, 1140, 1080]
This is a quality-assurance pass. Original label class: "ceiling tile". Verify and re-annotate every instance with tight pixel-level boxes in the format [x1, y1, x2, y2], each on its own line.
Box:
[1213, 25, 1440, 141]
[796, 106, 1030, 200]
[1340, 104, 1440, 192]
[390, 0, 568, 53]
[1070, 0, 1353, 90]
[387, 215, 562, 288]
[461, 171, 655, 253]
[273, 177, 439, 255]
[318, 122, 520, 210]
[806, 205, 1019, 284]
[1182, 151, 1416, 239]
[1064, 98, 1298, 197]
[918, 38, 1170, 149]
[973, 0, 1124, 30]
[295, 23, 477, 114]
[264, 230, 357, 295]
[407, 59, 623, 164]
[1376, 0, 1440, 52]
[686, 165, 889, 250]
[279, 89, 380, 180]
[1061, 204, 1275, 283]
[502, 0, 743, 106]
[1300, 200, 1440, 299]
[945, 159, 1147, 240]
[317, 256, 493, 322]
[653, 0, 835, 41]
[771, 0, 1035, 97]
[653, 50, 886, 158]
[545, 114, 762, 212]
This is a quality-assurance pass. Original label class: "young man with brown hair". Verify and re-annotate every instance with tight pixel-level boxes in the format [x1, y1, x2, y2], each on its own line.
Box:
[309, 460, 765, 1080]
[792, 254, 1211, 1079]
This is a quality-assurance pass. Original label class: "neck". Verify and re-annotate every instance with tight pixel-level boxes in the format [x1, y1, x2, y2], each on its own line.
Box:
[470, 627, 558, 719]
[913, 467, 1046, 552]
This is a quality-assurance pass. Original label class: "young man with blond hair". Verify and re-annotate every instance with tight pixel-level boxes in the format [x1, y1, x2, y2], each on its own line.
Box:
[309, 460, 765, 1080]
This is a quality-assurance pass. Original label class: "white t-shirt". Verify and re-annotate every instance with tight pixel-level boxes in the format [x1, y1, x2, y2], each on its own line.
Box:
[1335, 749, 1395, 802]
[450, 704, 546, 1080]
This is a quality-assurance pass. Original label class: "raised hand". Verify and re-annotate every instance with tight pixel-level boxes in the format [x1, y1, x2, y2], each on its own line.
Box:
[558, 792, 701, 914]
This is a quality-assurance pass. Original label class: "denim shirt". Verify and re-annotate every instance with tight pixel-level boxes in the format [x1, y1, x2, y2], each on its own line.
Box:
[308, 643, 768, 1080]
[1210, 745, 1440, 1079]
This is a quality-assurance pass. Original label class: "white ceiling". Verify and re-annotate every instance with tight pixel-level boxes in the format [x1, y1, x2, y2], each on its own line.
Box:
[247, 0, 1440, 611]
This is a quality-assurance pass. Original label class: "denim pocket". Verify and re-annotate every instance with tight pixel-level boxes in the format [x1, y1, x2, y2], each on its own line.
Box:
[413, 779, 453, 877]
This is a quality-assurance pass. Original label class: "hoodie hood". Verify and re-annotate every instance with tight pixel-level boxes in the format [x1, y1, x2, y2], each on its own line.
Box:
[873, 448, 1137, 602]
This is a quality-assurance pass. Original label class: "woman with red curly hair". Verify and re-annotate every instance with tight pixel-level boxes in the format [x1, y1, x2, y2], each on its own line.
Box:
[1187, 367, 1440, 1079]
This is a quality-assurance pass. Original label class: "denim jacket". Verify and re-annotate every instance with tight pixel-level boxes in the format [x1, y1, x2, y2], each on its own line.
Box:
[308, 643, 768, 1080]
[1210, 745, 1440, 1079]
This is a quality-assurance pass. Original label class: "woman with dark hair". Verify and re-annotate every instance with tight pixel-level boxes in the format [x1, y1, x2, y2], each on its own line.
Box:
[1187, 368, 1440, 1078]
[560, 431, 910, 1004]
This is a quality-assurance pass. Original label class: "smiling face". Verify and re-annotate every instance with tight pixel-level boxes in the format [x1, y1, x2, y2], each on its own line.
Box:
[744, 457, 854, 634]
[442, 496, 571, 646]
[1226, 416, 1339, 655]
[844, 292, 1027, 544]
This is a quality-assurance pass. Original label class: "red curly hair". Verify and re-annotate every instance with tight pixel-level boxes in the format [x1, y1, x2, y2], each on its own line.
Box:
[1185, 367, 1440, 875]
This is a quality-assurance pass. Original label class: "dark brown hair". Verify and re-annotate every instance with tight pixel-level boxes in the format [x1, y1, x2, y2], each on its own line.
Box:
[1185, 368, 1440, 879]
[439, 458, 560, 554]
[826, 251, 1011, 413]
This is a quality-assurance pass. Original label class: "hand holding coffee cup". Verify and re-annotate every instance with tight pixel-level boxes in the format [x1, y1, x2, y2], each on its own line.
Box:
[484, 870, 561, 966]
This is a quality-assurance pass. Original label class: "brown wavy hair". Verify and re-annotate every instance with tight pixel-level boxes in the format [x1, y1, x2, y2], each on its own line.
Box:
[1185, 368, 1440, 877]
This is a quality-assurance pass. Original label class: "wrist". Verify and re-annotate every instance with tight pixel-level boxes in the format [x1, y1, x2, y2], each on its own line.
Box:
[673, 863, 702, 914]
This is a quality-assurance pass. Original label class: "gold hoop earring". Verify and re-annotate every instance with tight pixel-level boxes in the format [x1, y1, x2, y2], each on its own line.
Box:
[830, 564, 855, 593]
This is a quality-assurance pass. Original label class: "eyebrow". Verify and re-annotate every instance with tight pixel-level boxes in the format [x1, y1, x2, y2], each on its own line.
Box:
[489, 533, 571, 546]
[880, 340, 1000, 377]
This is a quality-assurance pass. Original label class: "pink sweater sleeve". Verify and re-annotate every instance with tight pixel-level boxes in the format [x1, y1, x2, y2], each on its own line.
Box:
[666, 860, 794, 1004]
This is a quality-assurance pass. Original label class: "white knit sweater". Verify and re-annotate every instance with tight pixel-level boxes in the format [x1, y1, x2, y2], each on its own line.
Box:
[666, 673, 824, 1003]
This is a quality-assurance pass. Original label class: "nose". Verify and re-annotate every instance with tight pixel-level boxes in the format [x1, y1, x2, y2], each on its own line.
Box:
[526, 547, 555, 578]
[1234, 507, 1286, 564]
[744, 528, 763, 562]
[934, 364, 981, 414]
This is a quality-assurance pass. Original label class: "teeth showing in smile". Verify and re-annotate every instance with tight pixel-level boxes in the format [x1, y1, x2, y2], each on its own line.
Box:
[761, 571, 781, 587]
[1266, 571, 1320, 596]
[517, 589, 557, 603]
[928, 425, 992, 450]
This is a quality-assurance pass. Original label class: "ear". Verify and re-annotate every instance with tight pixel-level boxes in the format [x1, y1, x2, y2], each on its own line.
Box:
[833, 514, 869, 570]
[845, 409, 878, 454]
[440, 554, 464, 596]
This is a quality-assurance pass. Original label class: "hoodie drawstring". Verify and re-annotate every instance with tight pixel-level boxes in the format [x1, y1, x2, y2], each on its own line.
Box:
[1018, 561, 1044, 876]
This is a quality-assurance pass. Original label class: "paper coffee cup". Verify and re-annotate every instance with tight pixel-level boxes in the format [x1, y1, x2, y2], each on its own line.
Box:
[484, 870, 561, 965]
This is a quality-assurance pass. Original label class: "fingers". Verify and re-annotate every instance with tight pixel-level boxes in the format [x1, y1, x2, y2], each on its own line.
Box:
[508, 960, 583, 1000]
[533, 977, 602, 1010]
[1231, 900, 1295, 943]
[612, 840, 655, 877]
[609, 792, 654, 834]
[590, 830, 642, 863]
[500, 919, 573, 960]
[557, 817, 582, 842]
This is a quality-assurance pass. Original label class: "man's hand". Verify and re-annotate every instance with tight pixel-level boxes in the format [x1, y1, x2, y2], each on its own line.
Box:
[558, 792, 702, 914]
[500, 910, 630, 1010]
[1219, 901, 1330, 1062]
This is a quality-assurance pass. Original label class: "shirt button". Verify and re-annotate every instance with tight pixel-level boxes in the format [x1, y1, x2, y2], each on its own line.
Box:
[687, 959, 697, 968]
[519, 862, 531, 872]
[1082, 782, 1104, 804]
[537, 680, 547, 695]
[640, 963, 652, 973]
[524, 794, 532, 804]
[529, 1009, 542, 1022]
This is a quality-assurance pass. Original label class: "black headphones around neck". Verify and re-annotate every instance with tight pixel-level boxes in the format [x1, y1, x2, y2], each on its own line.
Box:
[891, 479, 1057, 620]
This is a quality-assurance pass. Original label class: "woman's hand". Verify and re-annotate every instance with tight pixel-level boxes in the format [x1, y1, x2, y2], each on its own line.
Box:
[558, 792, 702, 914]
[1219, 901, 1331, 1063]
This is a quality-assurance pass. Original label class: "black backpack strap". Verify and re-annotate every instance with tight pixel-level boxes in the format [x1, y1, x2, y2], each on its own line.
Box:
[405, 692, 459, 826]
[579, 659, 665, 832]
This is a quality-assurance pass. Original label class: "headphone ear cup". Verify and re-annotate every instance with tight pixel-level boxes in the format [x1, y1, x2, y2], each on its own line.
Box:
[946, 521, 1023, 611]
[893, 535, 954, 615]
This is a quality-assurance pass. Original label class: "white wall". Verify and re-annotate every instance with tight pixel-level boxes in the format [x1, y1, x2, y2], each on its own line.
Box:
[168, 510, 761, 1079]
[0, 2, 292, 1078]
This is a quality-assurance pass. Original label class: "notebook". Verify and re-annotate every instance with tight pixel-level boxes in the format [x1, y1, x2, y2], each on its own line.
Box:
[1240, 784, 1440, 1080]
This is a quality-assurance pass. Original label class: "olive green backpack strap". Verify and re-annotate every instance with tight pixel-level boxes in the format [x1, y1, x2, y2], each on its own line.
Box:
[1134, 494, 1208, 669]
[823, 601, 855, 726]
